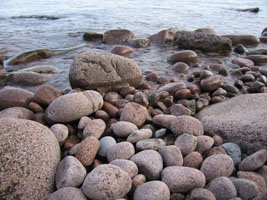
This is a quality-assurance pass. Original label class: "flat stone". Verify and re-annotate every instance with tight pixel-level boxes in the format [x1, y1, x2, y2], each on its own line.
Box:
[161, 166, 206, 193]
[48, 187, 87, 200]
[222, 34, 259, 47]
[110, 159, 138, 178]
[196, 93, 267, 154]
[136, 138, 166, 151]
[170, 104, 192, 116]
[107, 142, 135, 162]
[82, 164, 132, 199]
[159, 145, 183, 167]
[232, 58, 254, 67]
[245, 55, 267, 65]
[0, 107, 34, 120]
[0, 118, 60, 200]
[127, 129, 153, 143]
[69, 51, 142, 90]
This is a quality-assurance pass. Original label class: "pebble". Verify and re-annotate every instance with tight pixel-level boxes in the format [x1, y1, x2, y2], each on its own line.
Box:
[33, 85, 62, 106]
[159, 145, 183, 167]
[232, 58, 254, 67]
[120, 102, 148, 127]
[76, 136, 99, 166]
[78, 116, 91, 129]
[132, 174, 146, 189]
[104, 92, 122, 104]
[173, 62, 190, 73]
[170, 104, 192, 116]
[132, 91, 149, 107]
[196, 135, 214, 153]
[185, 188, 216, 200]
[48, 187, 87, 200]
[203, 146, 227, 158]
[157, 82, 186, 95]
[174, 133, 197, 156]
[50, 124, 69, 146]
[111, 45, 134, 56]
[213, 135, 224, 146]
[103, 29, 134, 43]
[257, 165, 267, 185]
[107, 141, 135, 162]
[200, 154, 234, 182]
[110, 159, 138, 178]
[133, 181, 170, 200]
[231, 177, 259, 200]
[95, 109, 110, 121]
[112, 121, 138, 137]
[237, 171, 266, 192]
[28, 102, 44, 113]
[103, 102, 119, 117]
[98, 136, 116, 157]
[152, 114, 177, 129]
[136, 138, 166, 151]
[238, 149, 267, 171]
[127, 129, 153, 143]
[183, 151, 203, 169]
[83, 119, 106, 139]
[64, 135, 80, 150]
[161, 166, 206, 193]
[220, 142, 242, 166]
[0, 107, 34, 120]
[55, 156, 86, 189]
[206, 177, 237, 200]
[130, 150, 163, 180]
[82, 164, 132, 199]
[154, 128, 167, 138]
[200, 75, 222, 92]
[167, 50, 198, 64]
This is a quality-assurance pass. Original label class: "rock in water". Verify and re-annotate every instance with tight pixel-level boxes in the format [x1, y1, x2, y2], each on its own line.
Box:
[173, 31, 232, 53]
[196, 93, 267, 154]
[222, 34, 260, 47]
[0, 118, 60, 200]
[69, 51, 142, 90]
[46, 90, 103, 123]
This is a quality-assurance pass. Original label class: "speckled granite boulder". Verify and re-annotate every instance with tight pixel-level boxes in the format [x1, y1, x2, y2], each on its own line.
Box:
[46, 90, 103, 123]
[196, 93, 267, 154]
[0, 118, 60, 200]
[69, 51, 142, 90]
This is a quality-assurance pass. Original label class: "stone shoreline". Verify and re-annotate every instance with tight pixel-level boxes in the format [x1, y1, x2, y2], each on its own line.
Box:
[0, 27, 267, 199]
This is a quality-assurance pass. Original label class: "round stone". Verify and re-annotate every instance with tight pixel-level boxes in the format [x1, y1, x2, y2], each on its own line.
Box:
[98, 136, 116, 157]
[107, 142, 135, 162]
[161, 166, 206, 193]
[0, 118, 60, 199]
[206, 177, 237, 200]
[110, 159, 138, 178]
[167, 50, 198, 64]
[48, 187, 87, 200]
[200, 154, 234, 182]
[220, 142, 242, 167]
[200, 75, 222, 92]
[133, 181, 170, 200]
[50, 123, 69, 146]
[82, 164, 132, 199]
[173, 62, 190, 73]
[131, 150, 163, 180]
[127, 129, 153, 143]
[183, 151, 203, 169]
[159, 145, 183, 167]
[55, 156, 86, 189]
[112, 121, 138, 137]
[196, 135, 214, 154]
[174, 133, 197, 156]
[83, 119, 106, 139]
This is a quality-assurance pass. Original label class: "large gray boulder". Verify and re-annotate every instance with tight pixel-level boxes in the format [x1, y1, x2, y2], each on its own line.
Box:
[173, 31, 232, 53]
[0, 118, 60, 200]
[196, 93, 267, 154]
[69, 51, 142, 90]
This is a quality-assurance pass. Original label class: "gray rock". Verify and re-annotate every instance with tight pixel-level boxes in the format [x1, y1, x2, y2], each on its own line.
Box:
[56, 156, 86, 189]
[220, 142, 242, 167]
[110, 159, 138, 178]
[127, 129, 153, 143]
[136, 138, 166, 151]
[154, 128, 167, 138]
[82, 164, 132, 199]
[161, 166, 206, 193]
[159, 145, 183, 167]
[98, 136, 117, 157]
[48, 187, 87, 200]
[46, 90, 103, 123]
[69, 51, 142, 90]
[50, 123, 69, 146]
[0, 107, 34, 120]
[131, 150, 163, 180]
[107, 142, 135, 162]
[112, 121, 138, 137]
[231, 178, 259, 200]
[175, 133, 197, 156]
[0, 118, 60, 200]
[196, 93, 267, 154]
[133, 181, 170, 200]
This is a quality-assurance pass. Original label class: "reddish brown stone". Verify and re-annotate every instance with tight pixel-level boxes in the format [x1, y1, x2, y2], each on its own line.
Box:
[33, 85, 62, 106]
[183, 151, 203, 169]
[28, 102, 44, 113]
[148, 28, 175, 44]
[103, 29, 134, 43]
[175, 88, 192, 99]
[103, 102, 119, 118]
[111, 45, 134, 56]
[95, 110, 110, 122]
[64, 135, 80, 150]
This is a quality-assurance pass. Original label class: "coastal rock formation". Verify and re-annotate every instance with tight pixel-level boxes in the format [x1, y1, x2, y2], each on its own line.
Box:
[173, 31, 232, 53]
[69, 51, 142, 90]
[196, 93, 267, 154]
[0, 118, 60, 200]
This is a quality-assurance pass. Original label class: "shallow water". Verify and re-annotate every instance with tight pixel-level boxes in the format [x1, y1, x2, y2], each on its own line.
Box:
[0, 0, 267, 91]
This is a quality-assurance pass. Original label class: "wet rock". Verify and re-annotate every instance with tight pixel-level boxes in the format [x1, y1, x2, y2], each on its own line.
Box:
[128, 38, 150, 48]
[210, 64, 228, 76]
[148, 28, 175, 44]
[223, 34, 260, 47]
[0, 107, 34, 120]
[194, 28, 217, 35]
[112, 121, 138, 137]
[200, 75, 222, 92]
[98, 136, 116, 157]
[175, 133, 197, 156]
[183, 151, 203, 169]
[103, 29, 134, 43]
[200, 154, 234, 182]
[48, 187, 87, 200]
[157, 82, 186, 95]
[46, 90, 103, 123]
[220, 142, 242, 167]
[222, 84, 239, 94]
[173, 62, 190, 73]
[234, 44, 248, 54]
[237, 171, 266, 192]
[76, 136, 99, 166]
[0, 118, 60, 200]
[120, 102, 148, 127]
[107, 141, 135, 162]
[231, 178, 259, 200]
[245, 55, 267, 65]
[232, 58, 254, 67]
[69, 51, 142, 90]
[55, 156, 86, 189]
[161, 166, 206, 193]
[159, 145, 183, 167]
[185, 188, 216, 200]
[196, 93, 267, 154]
[127, 129, 153, 143]
[173, 30, 232, 53]
[110, 159, 138, 178]
[82, 164, 132, 199]
[175, 88, 192, 99]
[247, 48, 267, 55]
[206, 177, 237, 200]
[0, 87, 34, 110]
[196, 135, 214, 154]
[33, 85, 62, 106]
[167, 50, 198, 64]
[136, 138, 166, 151]
[50, 123, 69, 146]
[170, 115, 204, 136]
[236, 7, 259, 13]
[130, 150, 163, 180]
[132, 91, 149, 107]
[83, 31, 103, 41]
[133, 181, 170, 200]
[111, 45, 134, 56]
[83, 119, 106, 139]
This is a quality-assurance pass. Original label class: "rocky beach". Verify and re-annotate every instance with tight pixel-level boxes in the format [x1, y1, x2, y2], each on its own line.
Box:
[0, 25, 267, 200]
